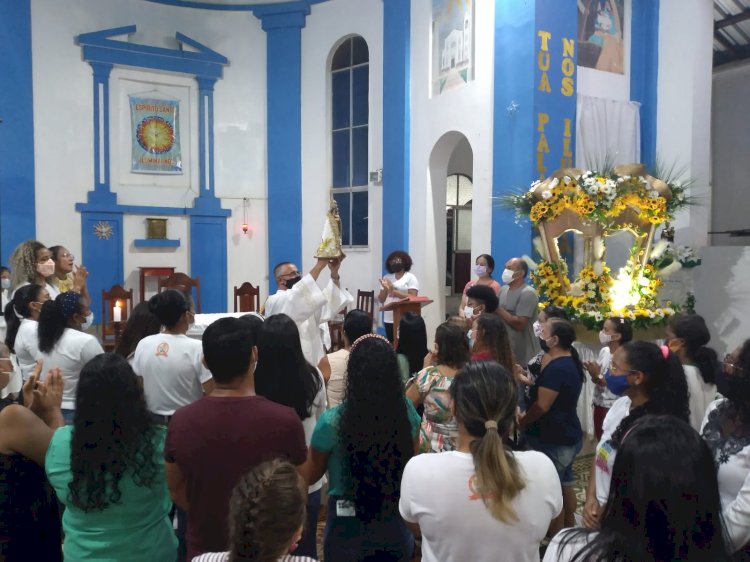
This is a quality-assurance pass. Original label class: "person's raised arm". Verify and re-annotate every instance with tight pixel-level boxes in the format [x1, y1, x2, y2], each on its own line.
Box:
[309, 258, 328, 282]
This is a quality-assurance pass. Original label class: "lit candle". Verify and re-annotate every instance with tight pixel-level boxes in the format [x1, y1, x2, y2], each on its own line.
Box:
[113, 302, 122, 323]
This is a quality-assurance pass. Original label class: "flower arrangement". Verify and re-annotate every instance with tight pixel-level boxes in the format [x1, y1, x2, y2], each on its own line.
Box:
[499, 164, 693, 330]
[650, 240, 702, 269]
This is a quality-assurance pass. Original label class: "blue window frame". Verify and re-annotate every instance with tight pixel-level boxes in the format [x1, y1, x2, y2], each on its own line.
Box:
[331, 36, 369, 247]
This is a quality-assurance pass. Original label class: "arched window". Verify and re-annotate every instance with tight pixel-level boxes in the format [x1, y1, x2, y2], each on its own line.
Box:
[331, 36, 369, 247]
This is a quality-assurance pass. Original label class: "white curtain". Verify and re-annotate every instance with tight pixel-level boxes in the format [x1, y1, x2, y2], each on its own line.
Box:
[576, 94, 641, 169]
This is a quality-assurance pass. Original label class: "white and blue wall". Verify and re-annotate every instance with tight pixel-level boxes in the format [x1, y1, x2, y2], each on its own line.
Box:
[0, 0, 718, 339]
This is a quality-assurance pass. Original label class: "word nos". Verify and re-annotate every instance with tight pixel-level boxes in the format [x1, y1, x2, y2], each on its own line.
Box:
[536, 30, 575, 177]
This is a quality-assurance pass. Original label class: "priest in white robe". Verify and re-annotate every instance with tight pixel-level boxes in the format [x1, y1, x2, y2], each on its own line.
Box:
[264, 257, 353, 366]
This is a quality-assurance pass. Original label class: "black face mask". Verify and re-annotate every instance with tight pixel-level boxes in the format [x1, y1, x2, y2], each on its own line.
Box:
[390, 263, 405, 273]
[539, 337, 550, 353]
[285, 275, 302, 290]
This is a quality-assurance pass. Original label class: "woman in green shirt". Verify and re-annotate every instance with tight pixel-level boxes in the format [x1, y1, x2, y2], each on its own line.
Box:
[45, 353, 177, 561]
[302, 334, 421, 561]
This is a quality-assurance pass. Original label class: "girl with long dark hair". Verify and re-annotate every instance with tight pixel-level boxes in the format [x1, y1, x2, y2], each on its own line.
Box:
[401, 361, 562, 561]
[114, 302, 162, 363]
[38, 291, 103, 423]
[667, 313, 721, 430]
[582, 341, 690, 530]
[520, 318, 583, 528]
[396, 312, 429, 382]
[546, 415, 731, 561]
[303, 334, 420, 561]
[193, 459, 317, 562]
[701, 338, 750, 554]
[45, 353, 176, 561]
[470, 313, 515, 373]
[255, 313, 326, 559]
[407, 321, 470, 453]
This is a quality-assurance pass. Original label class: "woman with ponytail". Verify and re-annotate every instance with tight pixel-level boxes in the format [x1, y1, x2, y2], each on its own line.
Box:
[520, 318, 584, 528]
[666, 313, 721, 430]
[400, 361, 562, 562]
[3, 284, 50, 392]
[193, 459, 317, 562]
[582, 341, 689, 529]
[38, 291, 103, 423]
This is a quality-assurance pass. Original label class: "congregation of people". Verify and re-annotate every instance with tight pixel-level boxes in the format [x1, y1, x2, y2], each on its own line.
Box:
[1, 240, 749, 561]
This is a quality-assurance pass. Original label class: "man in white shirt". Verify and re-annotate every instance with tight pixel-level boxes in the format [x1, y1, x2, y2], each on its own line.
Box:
[264, 257, 353, 366]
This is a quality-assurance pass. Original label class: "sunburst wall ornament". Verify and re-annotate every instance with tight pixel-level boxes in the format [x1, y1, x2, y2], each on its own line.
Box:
[94, 221, 114, 240]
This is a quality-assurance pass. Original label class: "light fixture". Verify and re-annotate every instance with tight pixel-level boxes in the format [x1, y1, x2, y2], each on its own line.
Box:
[242, 198, 249, 234]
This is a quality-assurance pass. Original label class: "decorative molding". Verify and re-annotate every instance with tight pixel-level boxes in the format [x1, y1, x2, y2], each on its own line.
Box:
[144, 0, 328, 13]
[134, 238, 181, 248]
[94, 221, 114, 240]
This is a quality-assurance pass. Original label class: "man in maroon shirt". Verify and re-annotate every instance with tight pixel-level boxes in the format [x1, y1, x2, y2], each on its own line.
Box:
[165, 317, 307, 560]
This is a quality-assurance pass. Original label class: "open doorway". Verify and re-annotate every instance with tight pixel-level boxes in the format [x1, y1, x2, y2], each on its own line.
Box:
[445, 173, 473, 295]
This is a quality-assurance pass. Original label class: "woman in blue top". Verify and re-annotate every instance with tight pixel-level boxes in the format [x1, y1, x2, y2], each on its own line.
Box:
[302, 333, 421, 562]
[45, 353, 177, 561]
[520, 317, 583, 529]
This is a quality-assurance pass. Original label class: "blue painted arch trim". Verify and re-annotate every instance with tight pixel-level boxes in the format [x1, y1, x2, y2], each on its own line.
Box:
[144, 0, 327, 12]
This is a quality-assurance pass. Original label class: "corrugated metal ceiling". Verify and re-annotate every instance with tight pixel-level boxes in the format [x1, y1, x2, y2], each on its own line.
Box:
[714, 0, 750, 66]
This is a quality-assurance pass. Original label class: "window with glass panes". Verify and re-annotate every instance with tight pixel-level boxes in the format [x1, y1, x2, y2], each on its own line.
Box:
[331, 36, 369, 247]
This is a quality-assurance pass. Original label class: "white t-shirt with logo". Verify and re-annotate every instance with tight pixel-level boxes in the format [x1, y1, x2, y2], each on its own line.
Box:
[133, 333, 213, 415]
[594, 396, 631, 505]
[40, 328, 104, 410]
[399, 449, 562, 562]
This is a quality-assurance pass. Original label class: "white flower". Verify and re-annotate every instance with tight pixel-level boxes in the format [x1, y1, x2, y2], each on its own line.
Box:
[655, 309, 665, 317]
[638, 276, 650, 287]
[586, 290, 596, 299]
[649, 190, 659, 199]
[593, 311, 603, 321]
[664, 307, 675, 315]
[549, 178, 559, 190]
[646, 310, 655, 318]
[529, 180, 541, 193]
[541, 190, 553, 200]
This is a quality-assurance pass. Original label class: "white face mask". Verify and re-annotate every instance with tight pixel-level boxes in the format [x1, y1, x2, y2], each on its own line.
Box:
[599, 330, 614, 345]
[36, 259, 55, 278]
[474, 265, 487, 277]
[501, 268, 516, 284]
[81, 312, 94, 331]
[463, 305, 475, 319]
[0, 278, 10, 290]
[533, 320, 544, 338]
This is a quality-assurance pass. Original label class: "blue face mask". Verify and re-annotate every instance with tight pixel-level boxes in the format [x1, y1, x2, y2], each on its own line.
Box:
[604, 368, 631, 396]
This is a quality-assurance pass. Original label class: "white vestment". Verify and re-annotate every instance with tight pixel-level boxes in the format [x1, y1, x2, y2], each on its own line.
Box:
[264, 274, 353, 366]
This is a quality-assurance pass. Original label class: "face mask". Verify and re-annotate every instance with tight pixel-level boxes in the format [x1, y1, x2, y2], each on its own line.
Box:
[539, 337, 550, 353]
[0, 278, 10, 290]
[36, 259, 55, 277]
[474, 265, 487, 276]
[390, 263, 405, 273]
[464, 305, 475, 319]
[599, 331, 613, 345]
[285, 275, 302, 290]
[604, 369, 631, 396]
[501, 268, 516, 284]
[533, 320, 544, 338]
[81, 312, 93, 331]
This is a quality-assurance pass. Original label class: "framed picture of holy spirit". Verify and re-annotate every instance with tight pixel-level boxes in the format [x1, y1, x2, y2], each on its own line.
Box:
[129, 94, 183, 174]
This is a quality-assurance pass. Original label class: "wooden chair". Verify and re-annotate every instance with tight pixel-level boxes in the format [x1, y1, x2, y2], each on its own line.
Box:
[233, 282, 261, 313]
[158, 272, 202, 313]
[101, 285, 134, 352]
[356, 289, 376, 318]
[328, 320, 345, 352]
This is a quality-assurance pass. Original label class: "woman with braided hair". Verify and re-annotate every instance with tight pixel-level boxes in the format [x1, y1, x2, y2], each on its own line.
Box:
[400, 361, 562, 561]
[302, 333, 421, 561]
[192, 459, 317, 562]
[38, 291, 103, 422]
[582, 341, 690, 529]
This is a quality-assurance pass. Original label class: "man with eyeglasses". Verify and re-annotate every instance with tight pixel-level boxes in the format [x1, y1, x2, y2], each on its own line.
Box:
[264, 257, 353, 366]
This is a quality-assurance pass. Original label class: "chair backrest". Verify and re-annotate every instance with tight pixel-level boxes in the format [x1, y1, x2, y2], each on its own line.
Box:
[101, 284, 134, 350]
[158, 272, 202, 313]
[234, 282, 261, 313]
[356, 289, 376, 318]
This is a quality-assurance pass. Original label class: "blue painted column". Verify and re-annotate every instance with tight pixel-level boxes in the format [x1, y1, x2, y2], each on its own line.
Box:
[491, 0, 577, 261]
[0, 0, 36, 262]
[255, 7, 308, 293]
[89, 62, 116, 204]
[631, 0, 659, 169]
[381, 0, 411, 259]
[80, 212, 124, 319]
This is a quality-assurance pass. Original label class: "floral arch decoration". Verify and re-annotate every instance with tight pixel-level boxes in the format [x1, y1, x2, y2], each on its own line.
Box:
[503, 164, 690, 329]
